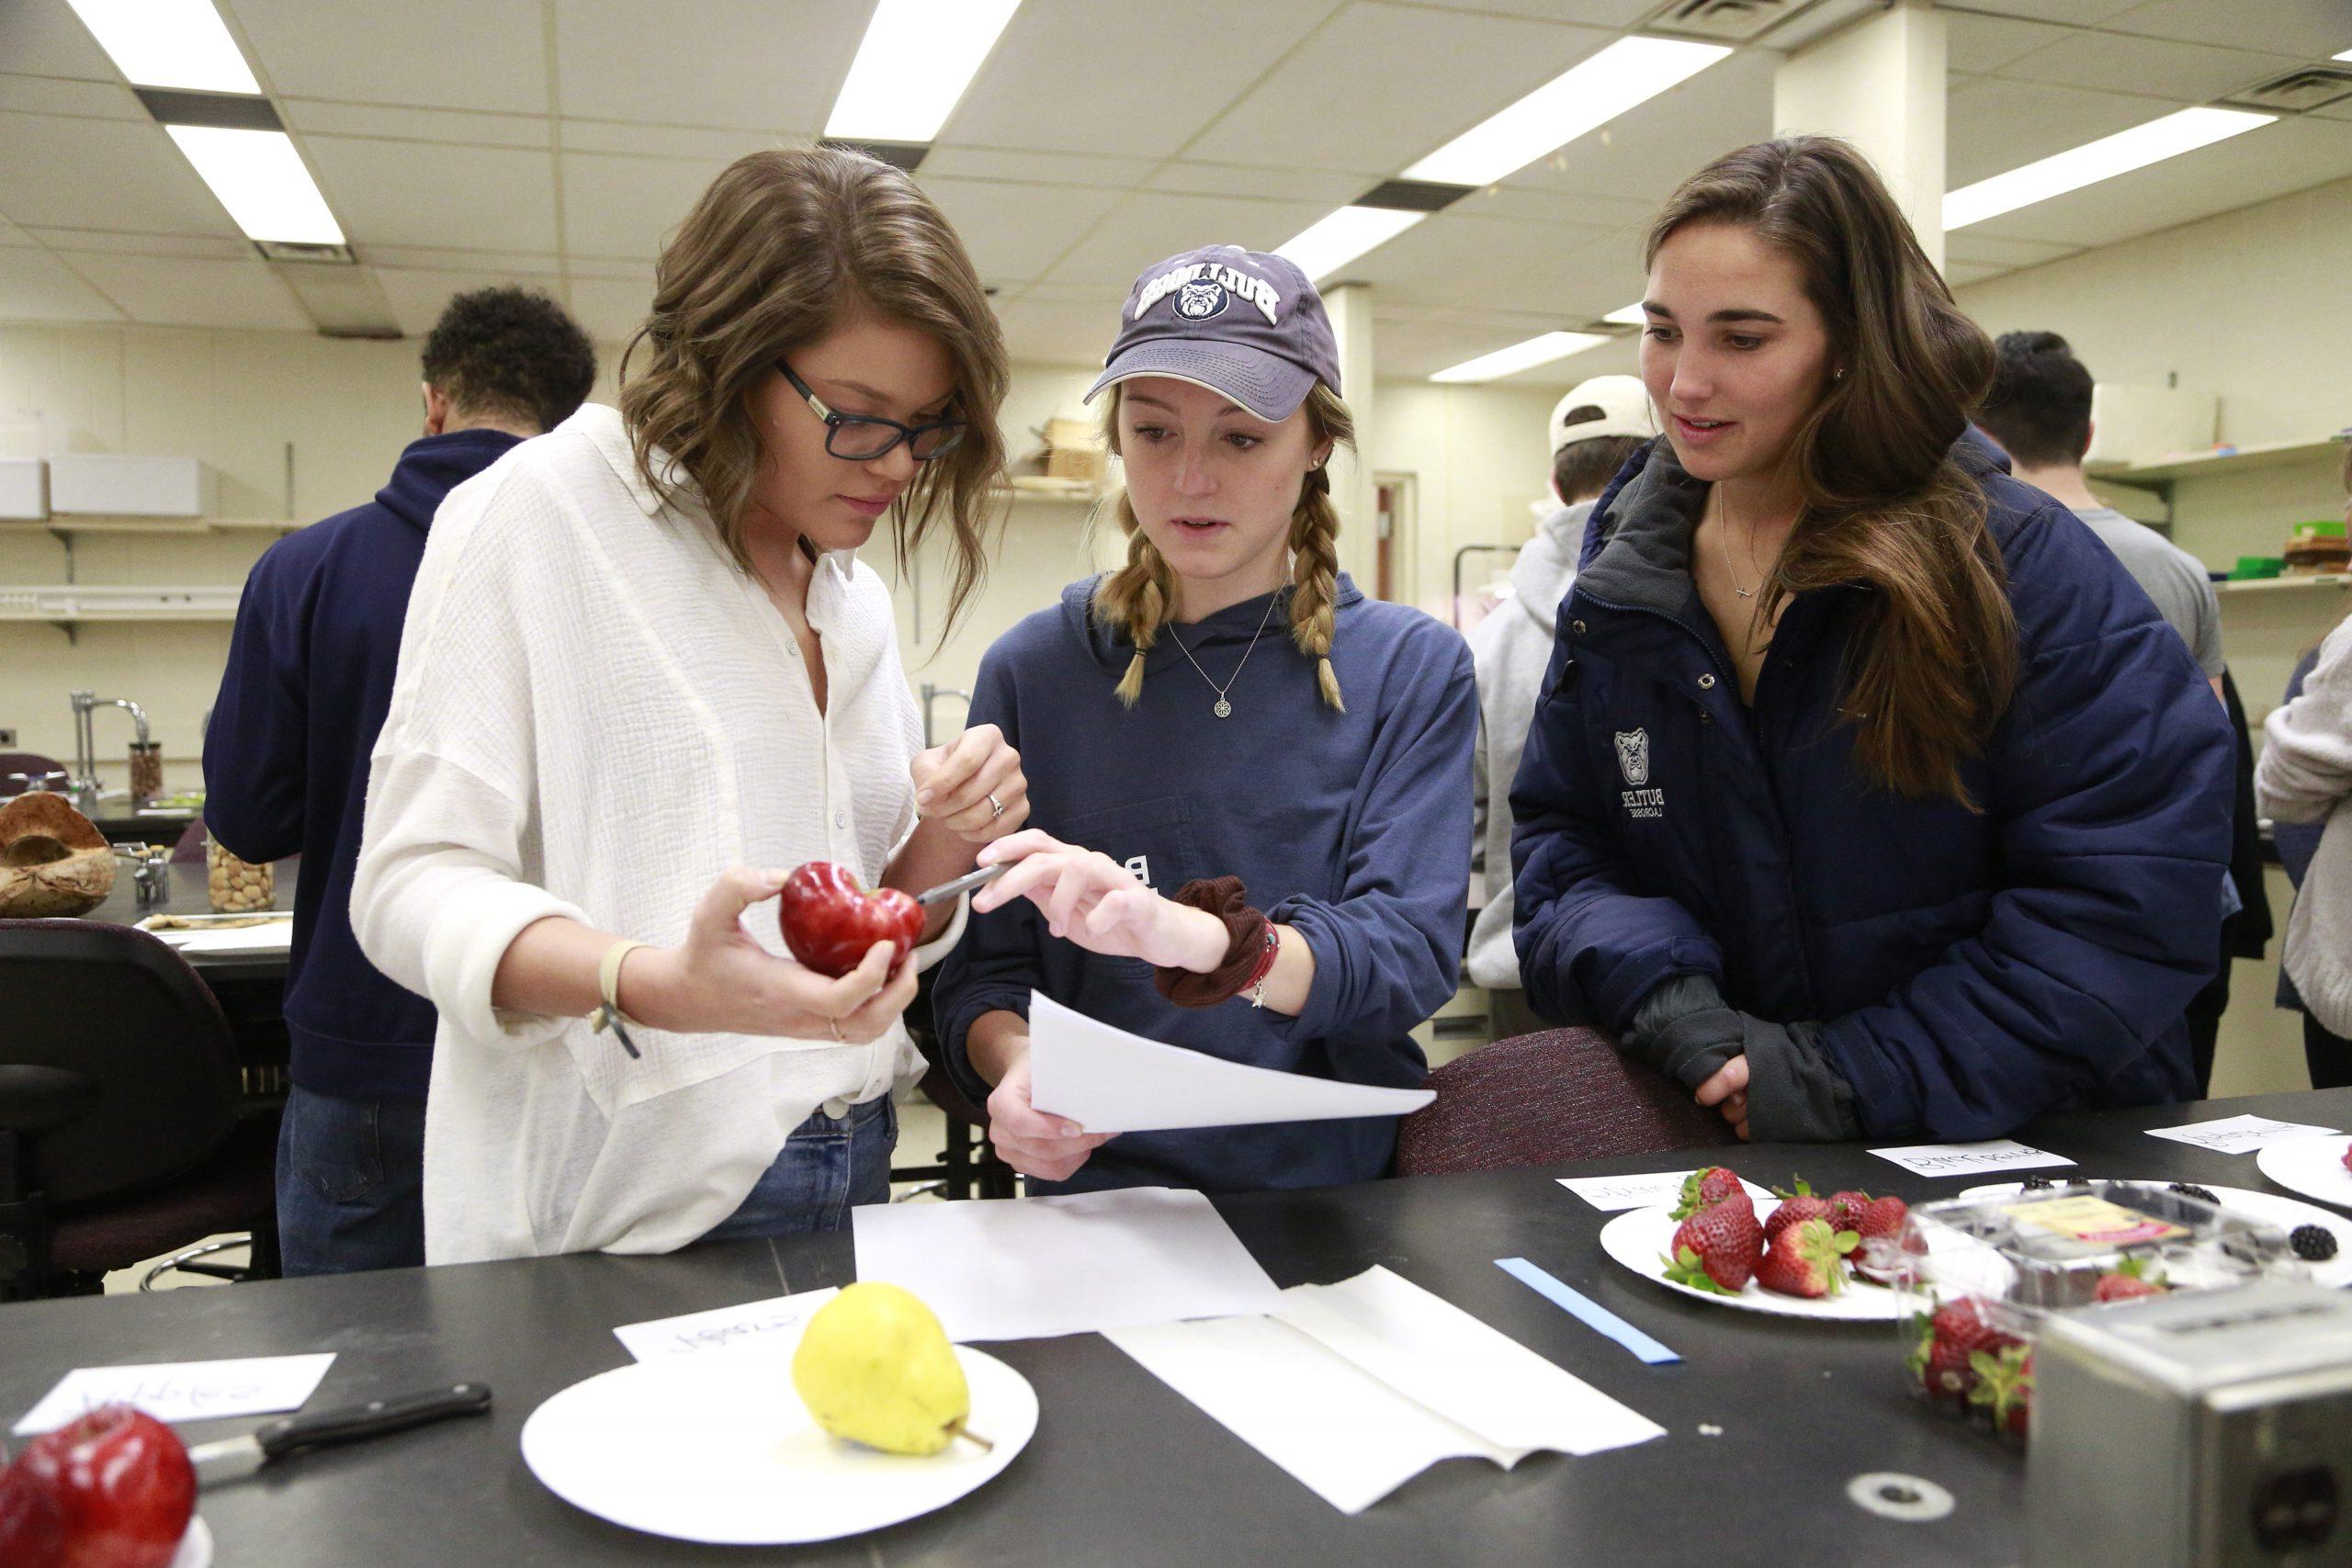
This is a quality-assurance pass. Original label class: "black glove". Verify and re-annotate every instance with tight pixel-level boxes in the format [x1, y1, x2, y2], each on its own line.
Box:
[1623, 976, 1861, 1142]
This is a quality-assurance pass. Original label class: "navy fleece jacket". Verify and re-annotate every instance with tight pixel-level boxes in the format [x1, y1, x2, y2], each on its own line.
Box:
[933, 573, 1476, 1193]
[205, 427, 524, 1100]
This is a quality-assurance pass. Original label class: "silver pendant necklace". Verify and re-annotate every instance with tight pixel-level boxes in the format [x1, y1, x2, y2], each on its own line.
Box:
[1167, 591, 1282, 718]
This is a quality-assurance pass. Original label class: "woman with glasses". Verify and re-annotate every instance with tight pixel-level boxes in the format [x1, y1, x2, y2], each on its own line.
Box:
[354, 148, 1026, 1263]
[929, 245, 1476, 1192]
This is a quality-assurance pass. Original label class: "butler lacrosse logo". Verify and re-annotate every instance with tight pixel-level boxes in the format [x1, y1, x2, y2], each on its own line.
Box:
[1615, 728, 1664, 818]
[1176, 279, 1229, 320]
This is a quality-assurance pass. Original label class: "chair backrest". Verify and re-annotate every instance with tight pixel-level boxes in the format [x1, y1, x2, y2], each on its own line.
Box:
[0, 919, 243, 1205]
[0, 753, 69, 795]
[170, 819, 209, 863]
[1396, 1027, 1738, 1178]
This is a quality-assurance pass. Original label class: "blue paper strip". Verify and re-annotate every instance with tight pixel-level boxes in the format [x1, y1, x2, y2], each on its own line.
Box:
[1496, 1256, 1680, 1365]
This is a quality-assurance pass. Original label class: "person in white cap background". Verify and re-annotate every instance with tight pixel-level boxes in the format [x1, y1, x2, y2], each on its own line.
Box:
[931, 243, 1476, 1192]
[1464, 377, 1655, 1042]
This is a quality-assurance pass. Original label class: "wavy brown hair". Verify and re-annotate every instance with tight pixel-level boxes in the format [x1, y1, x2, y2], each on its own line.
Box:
[1091, 382, 1352, 711]
[1649, 136, 2014, 807]
[618, 147, 1008, 634]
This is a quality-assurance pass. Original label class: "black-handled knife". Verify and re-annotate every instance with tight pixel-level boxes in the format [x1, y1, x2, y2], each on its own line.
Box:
[189, 1383, 492, 1485]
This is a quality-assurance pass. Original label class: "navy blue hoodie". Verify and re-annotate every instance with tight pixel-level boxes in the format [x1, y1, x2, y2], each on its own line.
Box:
[205, 427, 524, 1100]
[933, 573, 1476, 1194]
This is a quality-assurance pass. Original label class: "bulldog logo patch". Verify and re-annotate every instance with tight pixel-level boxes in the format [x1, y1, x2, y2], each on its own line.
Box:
[1175, 279, 1229, 320]
[1615, 728, 1664, 818]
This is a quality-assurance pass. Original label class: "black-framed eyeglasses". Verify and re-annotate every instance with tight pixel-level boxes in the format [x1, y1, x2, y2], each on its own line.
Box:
[776, 359, 967, 463]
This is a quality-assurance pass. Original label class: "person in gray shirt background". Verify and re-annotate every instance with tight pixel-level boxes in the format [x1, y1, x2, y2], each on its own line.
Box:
[1978, 329, 2268, 1097]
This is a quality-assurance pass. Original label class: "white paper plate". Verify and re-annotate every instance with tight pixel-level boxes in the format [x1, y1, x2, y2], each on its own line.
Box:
[520, 1348, 1036, 1545]
[1598, 1201, 1911, 1321]
[2257, 1135, 2352, 1213]
[1957, 1179, 2352, 1289]
[171, 1516, 211, 1568]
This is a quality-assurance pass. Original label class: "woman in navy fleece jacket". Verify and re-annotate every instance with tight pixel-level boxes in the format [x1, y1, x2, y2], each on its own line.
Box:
[1510, 138, 2233, 1145]
[932, 244, 1475, 1192]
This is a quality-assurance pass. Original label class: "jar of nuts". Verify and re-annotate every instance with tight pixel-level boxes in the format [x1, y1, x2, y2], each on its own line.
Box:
[205, 833, 276, 913]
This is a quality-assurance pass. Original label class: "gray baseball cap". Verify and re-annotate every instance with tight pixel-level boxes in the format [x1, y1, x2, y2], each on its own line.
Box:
[1085, 244, 1340, 422]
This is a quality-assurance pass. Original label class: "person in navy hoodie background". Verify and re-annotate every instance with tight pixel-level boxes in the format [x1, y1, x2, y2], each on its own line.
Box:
[1510, 139, 2233, 1145]
[932, 245, 1475, 1192]
[205, 287, 595, 1273]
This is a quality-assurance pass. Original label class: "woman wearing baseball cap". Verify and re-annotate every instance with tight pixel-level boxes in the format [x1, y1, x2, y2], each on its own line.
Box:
[930, 244, 1477, 1192]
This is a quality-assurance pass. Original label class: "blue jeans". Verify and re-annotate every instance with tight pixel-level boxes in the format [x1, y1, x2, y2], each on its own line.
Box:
[701, 1095, 898, 1244]
[275, 1085, 426, 1276]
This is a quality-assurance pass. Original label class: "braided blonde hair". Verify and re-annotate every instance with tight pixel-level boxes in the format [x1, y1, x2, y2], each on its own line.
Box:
[1092, 382, 1354, 710]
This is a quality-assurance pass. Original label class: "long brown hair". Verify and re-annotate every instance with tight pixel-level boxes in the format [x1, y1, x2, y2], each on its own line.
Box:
[1649, 136, 2014, 807]
[1091, 382, 1352, 711]
[618, 147, 1008, 635]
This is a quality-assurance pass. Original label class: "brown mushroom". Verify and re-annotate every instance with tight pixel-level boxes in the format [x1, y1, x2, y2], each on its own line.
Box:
[0, 792, 117, 917]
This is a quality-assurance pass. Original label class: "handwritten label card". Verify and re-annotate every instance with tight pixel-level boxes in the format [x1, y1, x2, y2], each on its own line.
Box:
[14, 1354, 335, 1435]
[612, 1288, 840, 1364]
[2144, 1114, 2341, 1157]
[1556, 1169, 1775, 1213]
[1868, 1140, 2075, 1179]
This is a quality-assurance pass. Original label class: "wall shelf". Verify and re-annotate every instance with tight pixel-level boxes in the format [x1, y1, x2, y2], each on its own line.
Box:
[2089, 437, 2344, 486]
[2215, 573, 2352, 595]
[0, 586, 241, 641]
[0, 517, 300, 535]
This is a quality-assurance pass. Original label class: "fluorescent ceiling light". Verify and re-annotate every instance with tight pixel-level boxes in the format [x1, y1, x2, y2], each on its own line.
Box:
[1943, 107, 2274, 230]
[1276, 206, 1425, 283]
[1403, 37, 1730, 188]
[1602, 301, 1647, 326]
[1430, 331, 1611, 384]
[2336, 48, 2352, 61]
[826, 0, 1022, 143]
[66, 0, 259, 94]
[166, 126, 343, 244]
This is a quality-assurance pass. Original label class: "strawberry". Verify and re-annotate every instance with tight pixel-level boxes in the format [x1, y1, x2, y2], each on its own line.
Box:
[1847, 1194, 1918, 1284]
[1854, 1194, 1908, 1242]
[1662, 1200, 1766, 1294]
[1764, 1193, 1832, 1241]
[1755, 1216, 1856, 1299]
[1670, 1166, 1749, 1222]
[2342, 1141, 2351, 1175]
[1928, 1297, 2021, 1386]
[1969, 1343, 2035, 1443]
[2094, 1256, 2166, 1303]
[1825, 1190, 1873, 1230]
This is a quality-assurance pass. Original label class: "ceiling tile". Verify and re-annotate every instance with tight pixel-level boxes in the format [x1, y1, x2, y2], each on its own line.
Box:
[360, 244, 564, 275]
[560, 152, 727, 259]
[1139, 161, 1370, 205]
[0, 73, 143, 119]
[914, 177, 1127, 288]
[1944, 13, 2074, 75]
[0, 113, 236, 235]
[988, 293, 1119, 367]
[2106, 0, 2352, 60]
[1950, 0, 2145, 22]
[1037, 190, 1332, 288]
[1337, 209, 1629, 319]
[1942, 231, 2080, 268]
[0, 216, 33, 247]
[0, 0, 118, 79]
[58, 252, 309, 330]
[221, 0, 550, 113]
[1945, 77, 2182, 186]
[558, 120, 788, 162]
[305, 138, 560, 253]
[550, 0, 855, 130]
[1188, 2, 1615, 176]
[924, 148, 1157, 188]
[0, 248, 127, 321]
[31, 227, 253, 260]
[373, 266, 575, 338]
[562, 275, 653, 344]
[1996, 29, 2308, 103]
[1961, 111, 2352, 250]
[1943, 257, 2012, 288]
[1500, 46, 1771, 208]
[944, 0, 1335, 160]
[281, 99, 551, 150]
[1386, 0, 1654, 20]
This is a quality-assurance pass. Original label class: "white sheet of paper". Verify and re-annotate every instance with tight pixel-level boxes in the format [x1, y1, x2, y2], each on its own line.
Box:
[1868, 1140, 2075, 1178]
[152, 921, 292, 953]
[1556, 1169, 1774, 1213]
[1105, 1266, 1663, 1514]
[14, 1353, 334, 1435]
[2144, 1114, 2342, 1156]
[1026, 992, 1432, 1134]
[613, 1288, 839, 1364]
[851, 1186, 1281, 1342]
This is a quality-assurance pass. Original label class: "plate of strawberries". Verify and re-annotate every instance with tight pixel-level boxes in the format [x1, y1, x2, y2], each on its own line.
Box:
[1597, 1167, 1922, 1320]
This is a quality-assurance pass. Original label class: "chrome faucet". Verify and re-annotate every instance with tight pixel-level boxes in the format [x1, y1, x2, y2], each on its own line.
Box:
[69, 690, 151, 805]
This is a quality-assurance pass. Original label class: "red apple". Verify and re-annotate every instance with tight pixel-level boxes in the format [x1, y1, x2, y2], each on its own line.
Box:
[2, 1404, 194, 1568]
[777, 862, 923, 978]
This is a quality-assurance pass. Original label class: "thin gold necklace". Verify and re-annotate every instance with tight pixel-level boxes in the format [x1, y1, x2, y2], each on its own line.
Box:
[1715, 490, 1758, 600]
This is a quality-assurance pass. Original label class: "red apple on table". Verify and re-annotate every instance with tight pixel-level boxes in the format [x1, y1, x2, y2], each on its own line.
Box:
[0, 1404, 195, 1568]
[778, 862, 923, 978]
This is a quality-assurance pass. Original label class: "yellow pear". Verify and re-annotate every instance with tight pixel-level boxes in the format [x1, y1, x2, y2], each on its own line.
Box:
[792, 1281, 971, 1456]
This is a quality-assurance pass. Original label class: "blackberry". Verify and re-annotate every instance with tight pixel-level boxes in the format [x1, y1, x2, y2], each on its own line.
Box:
[2020, 1175, 2056, 1190]
[2168, 1183, 2220, 1204]
[2291, 1224, 2339, 1262]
